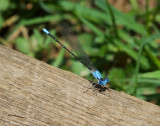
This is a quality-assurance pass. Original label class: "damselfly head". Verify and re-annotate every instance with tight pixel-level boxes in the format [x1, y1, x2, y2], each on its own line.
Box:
[104, 78, 109, 83]
[98, 78, 109, 86]
[100, 78, 109, 90]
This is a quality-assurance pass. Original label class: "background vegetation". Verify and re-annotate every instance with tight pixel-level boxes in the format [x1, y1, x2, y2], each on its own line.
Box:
[0, 0, 160, 105]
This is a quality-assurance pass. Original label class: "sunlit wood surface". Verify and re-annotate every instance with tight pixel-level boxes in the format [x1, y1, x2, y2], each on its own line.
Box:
[0, 45, 160, 126]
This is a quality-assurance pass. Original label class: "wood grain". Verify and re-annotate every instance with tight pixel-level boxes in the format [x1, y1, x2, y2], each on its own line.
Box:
[0, 45, 160, 126]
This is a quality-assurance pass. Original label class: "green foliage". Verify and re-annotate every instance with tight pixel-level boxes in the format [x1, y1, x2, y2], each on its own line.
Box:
[16, 37, 30, 54]
[0, 0, 9, 11]
[51, 48, 65, 67]
[0, 0, 160, 105]
[140, 70, 160, 79]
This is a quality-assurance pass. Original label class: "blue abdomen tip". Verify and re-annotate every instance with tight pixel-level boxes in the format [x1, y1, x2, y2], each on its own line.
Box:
[42, 28, 50, 34]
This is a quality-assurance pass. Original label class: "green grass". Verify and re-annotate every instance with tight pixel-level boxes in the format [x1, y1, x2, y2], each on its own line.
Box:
[0, 0, 160, 105]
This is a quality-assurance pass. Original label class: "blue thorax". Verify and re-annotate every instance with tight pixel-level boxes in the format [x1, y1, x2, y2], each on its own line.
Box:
[92, 70, 109, 86]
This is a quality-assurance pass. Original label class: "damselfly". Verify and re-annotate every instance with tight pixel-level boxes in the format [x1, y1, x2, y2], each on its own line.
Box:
[42, 22, 109, 91]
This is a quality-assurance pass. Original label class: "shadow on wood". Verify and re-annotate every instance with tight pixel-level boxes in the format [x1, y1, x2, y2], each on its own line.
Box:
[0, 45, 160, 126]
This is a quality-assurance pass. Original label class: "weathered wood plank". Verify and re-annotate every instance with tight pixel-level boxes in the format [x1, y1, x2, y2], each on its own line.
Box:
[0, 45, 160, 126]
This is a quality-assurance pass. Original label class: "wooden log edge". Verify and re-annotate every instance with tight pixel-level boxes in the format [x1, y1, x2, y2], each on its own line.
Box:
[0, 45, 160, 126]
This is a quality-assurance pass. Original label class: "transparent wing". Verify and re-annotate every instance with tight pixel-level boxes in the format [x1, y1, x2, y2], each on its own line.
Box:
[58, 22, 96, 71]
